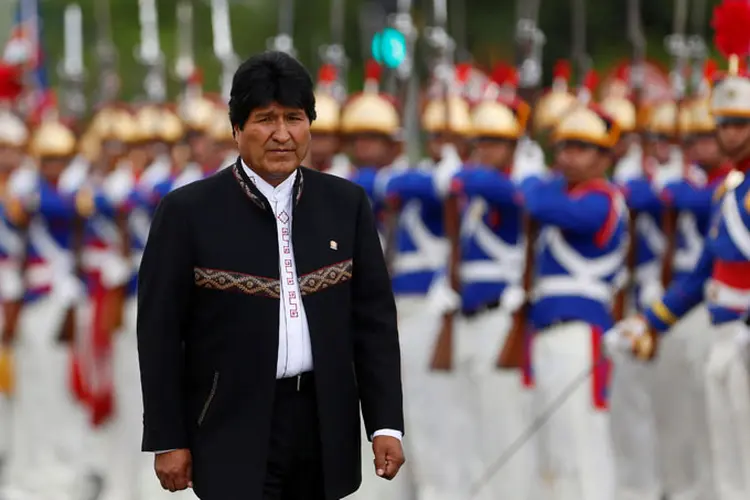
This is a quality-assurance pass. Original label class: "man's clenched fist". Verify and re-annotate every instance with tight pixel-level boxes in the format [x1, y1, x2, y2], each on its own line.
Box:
[372, 435, 405, 480]
[155, 449, 193, 492]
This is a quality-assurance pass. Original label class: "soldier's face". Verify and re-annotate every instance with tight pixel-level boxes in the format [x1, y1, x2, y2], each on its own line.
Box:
[649, 138, 672, 164]
[690, 135, 722, 167]
[556, 142, 605, 184]
[349, 134, 392, 168]
[235, 102, 311, 185]
[717, 121, 750, 161]
[39, 157, 69, 182]
[309, 133, 339, 165]
[474, 138, 514, 168]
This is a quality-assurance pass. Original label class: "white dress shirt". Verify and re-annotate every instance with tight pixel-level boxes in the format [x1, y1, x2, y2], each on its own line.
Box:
[241, 161, 402, 442]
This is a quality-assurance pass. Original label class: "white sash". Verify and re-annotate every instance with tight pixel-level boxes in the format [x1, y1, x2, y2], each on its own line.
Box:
[393, 200, 447, 274]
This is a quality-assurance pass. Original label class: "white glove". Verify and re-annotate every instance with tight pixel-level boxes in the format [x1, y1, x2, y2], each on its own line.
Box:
[652, 146, 684, 192]
[100, 252, 134, 289]
[606, 315, 656, 360]
[500, 284, 525, 314]
[433, 143, 463, 198]
[58, 156, 91, 195]
[638, 280, 664, 311]
[51, 272, 85, 308]
[102, 163, 136, 207]
[613, 142, 643, 185]
[0, 264, 23, 302]
[512, 137, 546, 183]
[603, 326, 635, 358]
[426, 274, 461, 315]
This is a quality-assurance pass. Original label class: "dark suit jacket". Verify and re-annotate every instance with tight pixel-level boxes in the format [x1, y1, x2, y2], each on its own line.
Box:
[137, 160, 404, 500]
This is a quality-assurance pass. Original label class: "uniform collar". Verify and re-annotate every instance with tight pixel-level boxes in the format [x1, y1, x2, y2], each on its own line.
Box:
[735, 156, 750, 173]
[232, 157, 305, 212]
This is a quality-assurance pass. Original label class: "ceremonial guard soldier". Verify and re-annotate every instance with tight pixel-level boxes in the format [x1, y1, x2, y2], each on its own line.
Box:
[0, 108, 27, 476]
[379, 89, 471, 500]
[525, 103, 626, 500]
[3, 115, 87, 500]
[611, 4, 750, 494]
[340, 60, 402, 202]
[450, 71, 541, 499]
[531, 60, 578, 137]
[308, 64, 349, 177]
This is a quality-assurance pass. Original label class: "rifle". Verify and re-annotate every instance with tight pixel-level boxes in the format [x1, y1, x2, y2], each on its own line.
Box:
[58, 4, 86, 121]
[173, 0, 195, 97]
[425, 0, 458, 372]
[495, 0, 545, 369]
[613, 0, 647, 321]
[135, 0, 167, 103]
[210, 0, 239, 103]
[319, 0, 349, 104]
[94, 0, 120, 107]
[267, 0, 296, 57]
[661, 0, 690, 289]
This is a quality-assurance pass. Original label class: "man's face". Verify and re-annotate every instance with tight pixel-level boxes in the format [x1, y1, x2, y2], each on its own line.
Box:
[556, 142, 605, 185]
[234, 102, 310, 184]
[473, 138, 514, 169]
[717, 121, 750, 161]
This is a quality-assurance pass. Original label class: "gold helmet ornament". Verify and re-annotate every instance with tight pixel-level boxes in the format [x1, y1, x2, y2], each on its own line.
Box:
[209, 105, 234, 142]
[471, 97, 530, 141]
[29, 119, 77, 159]
[646, 101, 680, 138]
[159, 109, 186, 143]
[421, 96, 472, 136]
[340, 60, 400, 137]
[600, 96, 637, 134]
[709, 0, 750, 124]
[552, 104, 621, 149]
[135, 105, 164, 141]
[534, 60, 577, 132]
[688, 97, 716, 135]
[180, 95, 216, 133]
[310, 64, 341, 134]
[0, 110, 28, 148]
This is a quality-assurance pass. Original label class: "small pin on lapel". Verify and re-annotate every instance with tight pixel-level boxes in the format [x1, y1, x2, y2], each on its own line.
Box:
[329, 240, 338, 250]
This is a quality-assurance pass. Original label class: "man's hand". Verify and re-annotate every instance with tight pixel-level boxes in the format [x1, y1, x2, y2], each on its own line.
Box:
[372, 435, 405, 480]
[155, 449, 193, 492]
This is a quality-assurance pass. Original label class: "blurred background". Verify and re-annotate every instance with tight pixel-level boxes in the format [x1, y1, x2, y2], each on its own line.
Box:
[0, 0, 725, 106]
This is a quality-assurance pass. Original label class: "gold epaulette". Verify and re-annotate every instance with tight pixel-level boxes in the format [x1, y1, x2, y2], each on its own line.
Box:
[714, 170, 746, 202]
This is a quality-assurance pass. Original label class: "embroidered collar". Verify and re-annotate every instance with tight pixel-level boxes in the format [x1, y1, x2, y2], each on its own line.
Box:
[232, 157, 304, 212]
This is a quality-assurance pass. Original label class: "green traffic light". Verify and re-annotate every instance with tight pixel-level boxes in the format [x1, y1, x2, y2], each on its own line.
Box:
[370, 28, 406, 69]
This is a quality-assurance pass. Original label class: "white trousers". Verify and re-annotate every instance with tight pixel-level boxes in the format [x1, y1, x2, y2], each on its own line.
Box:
[3, 296, 88, 500]
[458, 307, 536, 500]
[532, 322, 615, 500]
[705, 321, 750, 500]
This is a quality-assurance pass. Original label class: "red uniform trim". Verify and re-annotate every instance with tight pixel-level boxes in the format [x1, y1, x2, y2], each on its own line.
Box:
[713, 260, 750, 290]
[591, 325, 610, 411]
[569, 179, 621, 248]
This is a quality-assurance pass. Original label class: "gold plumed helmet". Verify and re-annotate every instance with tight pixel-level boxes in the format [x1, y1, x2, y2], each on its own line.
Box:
[340, 94, 400, 136]
[647, 101, 680, 137]
[340, 60, 400, 136]
[534, 60, 577, 132]
[159, 110, 185, 143]
[29, 120, 77, 158]
[0, 110, 28, 148]
[600, 96, 636, 134]
[471, 98, 530, 140]
[421, 97, 472, 136]
[89, 107, 119, 138]
[310, 93, 341, 134]
[180, 96, 216, 133]
[688, 98, 715, 135]
[552, 104, 621, 149]
[135, 105, 164, 141]
[209, 106, 234, 142]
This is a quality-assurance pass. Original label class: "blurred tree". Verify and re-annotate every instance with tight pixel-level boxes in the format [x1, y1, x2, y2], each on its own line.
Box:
[29, 0, 722, 100]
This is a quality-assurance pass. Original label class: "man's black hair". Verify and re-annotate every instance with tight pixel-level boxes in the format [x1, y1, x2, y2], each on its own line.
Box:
[229, 51, 317, 130]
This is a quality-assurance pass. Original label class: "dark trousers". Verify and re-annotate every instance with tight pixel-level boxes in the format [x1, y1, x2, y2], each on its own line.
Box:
[263, 373, 326, 500]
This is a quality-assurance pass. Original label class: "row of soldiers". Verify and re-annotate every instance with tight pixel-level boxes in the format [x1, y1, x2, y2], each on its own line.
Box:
[0, 48, 749, 500]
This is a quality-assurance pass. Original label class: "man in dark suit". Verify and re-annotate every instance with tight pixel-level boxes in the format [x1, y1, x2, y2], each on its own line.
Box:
[137, 51, 405, 500]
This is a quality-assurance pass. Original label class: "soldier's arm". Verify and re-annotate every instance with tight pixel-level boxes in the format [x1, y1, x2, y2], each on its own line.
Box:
[644, 245, 713, 332]
[453, 169, 519, 206]
[662, 180, 713, 213]
[624, 178, 663, 212]
[385, 170, 441, 203]
[522, 179, 616, 242]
